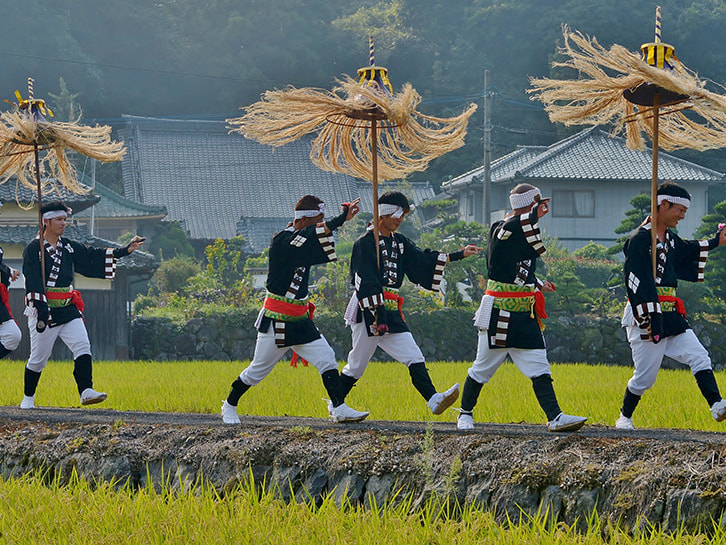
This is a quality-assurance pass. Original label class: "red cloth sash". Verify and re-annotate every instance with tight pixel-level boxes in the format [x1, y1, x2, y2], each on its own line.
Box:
[383, 290, 405, 320]
[267, 298, 316, 368]
[46, 289, 85, 313]
[0, 284, 13, 321]
[484, 289, 547, 319]
[658, 295, 686, 317]
[263, 296, 311, 318]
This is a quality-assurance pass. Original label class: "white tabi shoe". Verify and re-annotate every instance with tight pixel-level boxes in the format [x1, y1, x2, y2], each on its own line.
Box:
[615, 413, 635, 430]
[80, 388, 107, 406]
[323, 398, 334, 417]
[711, 399, 726, 422]
[427, 383, 460, 415]
[20, 395, 35, 410]
[221, 400, 241, 424]
[456, 412, 475, 431]
[547, 412, 587, 432]
[330, 403, 369, 423]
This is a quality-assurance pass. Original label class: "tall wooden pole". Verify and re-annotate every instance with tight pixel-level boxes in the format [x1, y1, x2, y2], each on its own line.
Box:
[651, 92, 660, 279]
[371, 119, 380, 269]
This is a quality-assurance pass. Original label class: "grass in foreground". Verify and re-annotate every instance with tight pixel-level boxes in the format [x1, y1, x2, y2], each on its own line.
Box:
[1, 471, 724, 545]
[0, 359, 724, 431]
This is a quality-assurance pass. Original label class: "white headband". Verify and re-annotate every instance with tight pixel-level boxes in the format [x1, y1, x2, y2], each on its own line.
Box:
[42, 210, 69, 220]
[379, 204, 405, 218]
[509, 188, 541, 209]
[657, 195, 690, 208]
[294, 203, 325, 219]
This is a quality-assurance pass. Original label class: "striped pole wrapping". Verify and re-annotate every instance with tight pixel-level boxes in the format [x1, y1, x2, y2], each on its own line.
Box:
[655, 5, 662, 43]
[27, 77, 34, 100]
[369, 36, 375, 66]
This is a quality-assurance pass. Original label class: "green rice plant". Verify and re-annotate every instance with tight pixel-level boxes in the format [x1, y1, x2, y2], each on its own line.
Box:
[2, 469, 726, 544]
[1, 359, 726, 432]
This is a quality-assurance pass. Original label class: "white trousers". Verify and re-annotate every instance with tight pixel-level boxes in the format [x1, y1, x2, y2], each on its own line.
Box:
[342, 322, 425, 379]
[625, 326, 711, 396]
[26, 317, 91, 373]
[239, 330, 338, 386]
[467, 330, 551, 383]
[0, 318, 22, 351]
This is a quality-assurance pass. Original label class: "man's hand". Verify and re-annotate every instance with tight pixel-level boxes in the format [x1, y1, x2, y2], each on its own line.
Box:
[9, 268, 20, 282]
[462, 244, 482, 258]
[540, 280, 556, 293]
[345, 198, 361, 222]
[36, 302, 49, 333]
[647, 312, 663, 344]
[536, 198, 551, 218]
[128, 235, 146, 253]
[718, 223, 726, 247]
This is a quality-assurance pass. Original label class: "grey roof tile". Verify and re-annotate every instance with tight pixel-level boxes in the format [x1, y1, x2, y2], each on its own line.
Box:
[442, 127, 725, 190]
[75, 179, 167, 219]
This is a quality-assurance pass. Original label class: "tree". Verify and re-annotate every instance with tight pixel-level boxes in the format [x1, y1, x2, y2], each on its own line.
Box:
[609, 193, 650, 255]
[204, 236, 248, 285]
[147, 222, 195, 259]
[418, 220, 487, 305]
[694, 200, 726, 299]
[149, 255, 202, 294]
[47, 77, 81, 121]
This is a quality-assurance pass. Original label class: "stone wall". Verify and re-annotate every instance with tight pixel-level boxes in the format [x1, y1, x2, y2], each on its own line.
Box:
[3, 414, 726, 534]
[131, 309, 726, 367]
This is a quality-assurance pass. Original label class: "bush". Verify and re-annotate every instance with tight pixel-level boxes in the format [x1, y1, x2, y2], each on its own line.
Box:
[149, 256, 202, 294]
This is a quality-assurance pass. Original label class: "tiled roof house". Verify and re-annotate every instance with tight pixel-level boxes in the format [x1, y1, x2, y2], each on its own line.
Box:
[442, 127, 726, 251]
[119, 115, 435, 254]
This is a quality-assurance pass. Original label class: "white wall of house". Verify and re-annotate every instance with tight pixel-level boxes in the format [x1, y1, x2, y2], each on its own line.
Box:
[453, 179, 711, 252]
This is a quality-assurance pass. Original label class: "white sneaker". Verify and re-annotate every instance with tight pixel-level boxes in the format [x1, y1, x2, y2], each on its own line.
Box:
[547, 412, 587, 432]
[323, 398, 334, 416]
[615, 413, 635, 430]
[457, 412, 475, 431]
[221, 400, 241, 424]
[427, 383, 460, 415]
[20, 395, 35, 409]
[330, 403, 369, 423]
[711, 399, 726, 422]
[80, 388, 107, 406]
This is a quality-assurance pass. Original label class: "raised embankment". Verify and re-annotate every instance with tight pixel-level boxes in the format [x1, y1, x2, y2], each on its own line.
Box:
[1, 407, 726, 533]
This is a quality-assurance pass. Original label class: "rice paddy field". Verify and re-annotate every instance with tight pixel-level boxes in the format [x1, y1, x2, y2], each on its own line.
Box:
[0, 359, 724, 431]
[2, 359, 726, 544]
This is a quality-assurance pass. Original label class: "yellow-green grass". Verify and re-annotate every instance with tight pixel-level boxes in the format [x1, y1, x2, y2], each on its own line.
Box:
[0, 359, 724, 431]
[0, 471, 721, 545]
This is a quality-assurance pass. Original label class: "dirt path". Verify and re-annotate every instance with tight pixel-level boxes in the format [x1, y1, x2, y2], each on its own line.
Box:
[0, 405, 723, 443]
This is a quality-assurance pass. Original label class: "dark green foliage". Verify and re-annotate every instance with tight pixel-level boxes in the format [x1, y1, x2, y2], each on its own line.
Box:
[147, 222, 195, 259]
[149, 256, 202, 295]
[609, 193, 651, 255]
[695, 200, 726, 299]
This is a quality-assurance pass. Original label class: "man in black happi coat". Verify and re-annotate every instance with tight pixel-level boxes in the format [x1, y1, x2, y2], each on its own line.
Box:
[616, 181, 726, 430]
[221, 195, 369, 424]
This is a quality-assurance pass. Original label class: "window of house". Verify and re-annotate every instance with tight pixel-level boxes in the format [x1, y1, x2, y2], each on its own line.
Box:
[552, 190, 595, 217]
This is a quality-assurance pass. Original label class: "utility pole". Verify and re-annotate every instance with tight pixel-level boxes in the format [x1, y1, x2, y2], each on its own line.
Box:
[482, 70, 492, 227]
